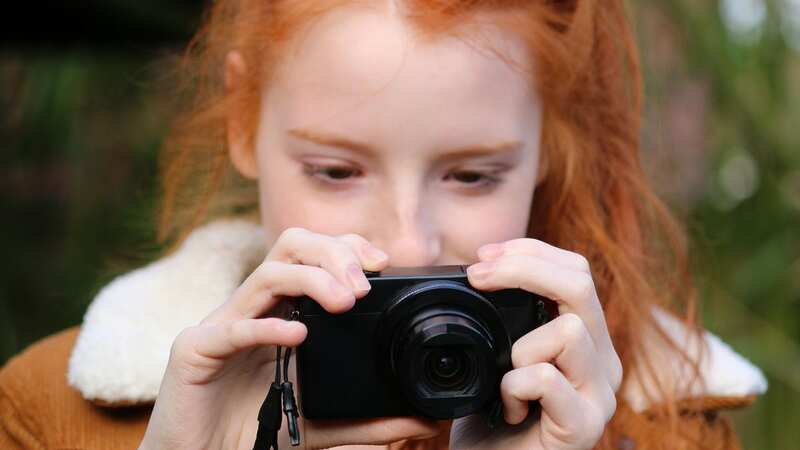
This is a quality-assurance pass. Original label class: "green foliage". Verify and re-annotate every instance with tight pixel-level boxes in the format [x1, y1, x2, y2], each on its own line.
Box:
[0, 53, 167, 359]
[636, 1, 800, 448]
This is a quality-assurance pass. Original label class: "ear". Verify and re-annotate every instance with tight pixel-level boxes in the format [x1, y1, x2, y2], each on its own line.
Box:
[225, 51, 259, 180]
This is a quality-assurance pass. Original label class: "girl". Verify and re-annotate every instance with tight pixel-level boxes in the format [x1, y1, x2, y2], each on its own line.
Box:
[0, 0, 767, 449]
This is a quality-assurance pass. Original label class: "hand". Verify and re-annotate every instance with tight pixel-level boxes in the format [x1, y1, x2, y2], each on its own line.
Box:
[138, 227, 440, 450]
[451, 239, 621, 450]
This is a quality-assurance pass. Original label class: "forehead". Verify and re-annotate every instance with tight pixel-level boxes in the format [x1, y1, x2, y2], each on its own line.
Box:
[265, 5, 539, 147]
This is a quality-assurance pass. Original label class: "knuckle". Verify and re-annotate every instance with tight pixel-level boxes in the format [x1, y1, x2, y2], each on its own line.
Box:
[520, 238, 543, 249]
[329, 239, 358, 262]
[227, 320, 249, 346]
[536, 363, 561, 390]
[280, 226, 308, 242]
[571, 273, 596, 302]
[558, 313, 588, 344]
[302, 267, 339, 296]
[504, 238, 528, 251]
[171, 326, 199, 360]
[337, 232, 368, 246]
[573, 253, 591, 273]
[256, 259, 280, 274]
[609, 356, 624, 392]
[309, 264, 339, 286]
[276, 227, 311, 258]
[293, 264, 336, 293]
[500, 371, 524, 399]
[254, 260, 283, 284]
[489, 256, 511, 278]
[313, 236, 359, 271]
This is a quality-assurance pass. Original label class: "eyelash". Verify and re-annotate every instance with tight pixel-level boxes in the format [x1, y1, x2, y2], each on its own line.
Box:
[301, 164, 504, 190]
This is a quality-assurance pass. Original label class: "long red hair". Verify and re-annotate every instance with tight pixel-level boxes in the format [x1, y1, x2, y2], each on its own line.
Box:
[156, 0, 701, 447]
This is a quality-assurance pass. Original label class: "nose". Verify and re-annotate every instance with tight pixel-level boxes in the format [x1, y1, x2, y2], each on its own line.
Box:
[371, 193, 442, 268]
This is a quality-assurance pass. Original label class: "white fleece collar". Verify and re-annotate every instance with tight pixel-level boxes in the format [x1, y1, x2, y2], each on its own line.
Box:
[66, 219, 767, 412]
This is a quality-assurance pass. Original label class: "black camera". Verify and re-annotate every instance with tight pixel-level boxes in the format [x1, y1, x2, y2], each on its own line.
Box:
[293, 265, 556, 421]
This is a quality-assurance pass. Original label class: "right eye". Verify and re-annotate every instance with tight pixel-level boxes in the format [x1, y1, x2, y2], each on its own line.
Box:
[301, 163, 363, 183]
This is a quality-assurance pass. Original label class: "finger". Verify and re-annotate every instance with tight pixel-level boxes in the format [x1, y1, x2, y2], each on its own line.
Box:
[467, 254, 604, 332]
[266, 227, 387, 295]
[203, 261, 357, 325]
[467, 254, 622, 390]
[178, 318, 307, 361]
[500, 362, 583, 427]
[334, 233, 391, 270]
[306, 417, 441, 449]
[511, 313, 601, 389]
[477, 239, 591, 274]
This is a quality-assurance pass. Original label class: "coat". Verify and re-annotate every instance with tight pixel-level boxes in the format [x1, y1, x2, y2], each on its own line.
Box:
[0, 219, 768, 450]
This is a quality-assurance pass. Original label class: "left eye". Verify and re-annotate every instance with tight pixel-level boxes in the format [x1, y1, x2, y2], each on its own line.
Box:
[444, 171, 501, 186]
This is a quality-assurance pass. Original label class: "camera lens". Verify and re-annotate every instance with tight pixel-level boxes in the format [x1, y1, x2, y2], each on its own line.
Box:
[390, 304, 496, 418]
[425, 349, 470, 390]
[378, 280, 511, 419]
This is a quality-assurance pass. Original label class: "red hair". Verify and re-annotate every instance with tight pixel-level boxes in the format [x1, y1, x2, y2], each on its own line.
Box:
[156, 0, 702, 447]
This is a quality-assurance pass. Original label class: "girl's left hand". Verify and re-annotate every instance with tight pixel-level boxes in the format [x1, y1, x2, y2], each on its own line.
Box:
[450, 238, 622, 450]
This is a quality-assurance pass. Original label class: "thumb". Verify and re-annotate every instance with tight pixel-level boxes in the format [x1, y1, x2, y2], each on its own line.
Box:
[305, 416, 443, 449]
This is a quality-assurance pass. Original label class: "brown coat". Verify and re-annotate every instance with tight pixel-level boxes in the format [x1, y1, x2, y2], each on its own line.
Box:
[0, 326, 757, 450]
[0, 219, 766, 450]
[0, 327, 150, 450]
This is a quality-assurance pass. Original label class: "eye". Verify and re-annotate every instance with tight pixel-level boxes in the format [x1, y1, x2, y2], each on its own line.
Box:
[302, 163, 362, 183]
[444, 170, 503, 188]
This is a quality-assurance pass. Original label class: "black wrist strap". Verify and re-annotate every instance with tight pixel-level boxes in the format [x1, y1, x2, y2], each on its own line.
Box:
[253, 311, 301, 450]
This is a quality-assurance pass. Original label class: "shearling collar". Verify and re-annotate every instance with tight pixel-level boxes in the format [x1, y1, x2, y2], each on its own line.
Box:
[66, 218, 767, 412]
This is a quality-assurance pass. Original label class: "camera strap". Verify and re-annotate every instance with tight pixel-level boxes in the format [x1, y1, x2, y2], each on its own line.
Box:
[252, 310, 301, 450]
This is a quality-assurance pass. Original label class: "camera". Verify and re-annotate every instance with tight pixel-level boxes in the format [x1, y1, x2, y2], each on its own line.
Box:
[293, 265, 556, 421]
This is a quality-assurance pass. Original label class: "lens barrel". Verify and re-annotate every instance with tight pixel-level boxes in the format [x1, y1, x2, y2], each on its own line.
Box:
[379, 280, 508, 419]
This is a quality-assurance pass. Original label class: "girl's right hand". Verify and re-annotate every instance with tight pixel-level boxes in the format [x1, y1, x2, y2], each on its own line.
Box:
[137, 227, 441, 450]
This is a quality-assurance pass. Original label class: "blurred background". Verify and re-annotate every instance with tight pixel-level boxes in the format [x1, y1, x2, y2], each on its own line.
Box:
[1, 0, 798, 448]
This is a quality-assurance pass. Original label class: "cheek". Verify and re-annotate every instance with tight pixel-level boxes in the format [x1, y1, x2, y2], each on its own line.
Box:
[257, 163, 367, 241]
[437, 191, 533, 261]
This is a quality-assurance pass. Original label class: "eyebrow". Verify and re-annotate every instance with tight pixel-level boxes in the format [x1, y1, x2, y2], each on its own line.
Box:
[287, 127, 523, 161]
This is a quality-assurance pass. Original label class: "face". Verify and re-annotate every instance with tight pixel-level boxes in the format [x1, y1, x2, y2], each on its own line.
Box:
[227, 5, 545, 267]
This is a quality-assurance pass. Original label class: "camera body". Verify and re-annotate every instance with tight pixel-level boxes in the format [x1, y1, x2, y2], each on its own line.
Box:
[294, 265, 556, 420]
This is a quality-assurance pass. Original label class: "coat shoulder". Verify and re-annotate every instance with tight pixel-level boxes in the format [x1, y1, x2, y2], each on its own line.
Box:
[621, 308, 767, 414]
[0, 327, 151, 450]
[1, 327, 81, 401]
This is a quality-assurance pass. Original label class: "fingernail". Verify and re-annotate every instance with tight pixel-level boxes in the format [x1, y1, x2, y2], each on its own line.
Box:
[478, 243, 504, 260]
[364, 246, 389, 262]
[468, 261, 496, 279]
[346, 263, 371, 292]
